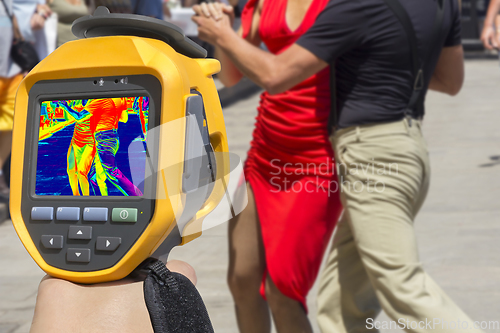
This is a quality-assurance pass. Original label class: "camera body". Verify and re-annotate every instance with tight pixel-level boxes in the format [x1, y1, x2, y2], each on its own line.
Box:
[10, 9, 229, 283]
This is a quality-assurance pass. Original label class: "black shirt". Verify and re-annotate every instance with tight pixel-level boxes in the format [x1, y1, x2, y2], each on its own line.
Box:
[296, 0, 461, 129]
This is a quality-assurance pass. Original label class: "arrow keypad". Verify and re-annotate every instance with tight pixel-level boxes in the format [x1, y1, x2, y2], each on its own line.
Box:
[32, 206, 140, 268]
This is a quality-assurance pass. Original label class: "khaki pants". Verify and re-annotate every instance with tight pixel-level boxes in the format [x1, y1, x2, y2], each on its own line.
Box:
[318, 118, 483, 333]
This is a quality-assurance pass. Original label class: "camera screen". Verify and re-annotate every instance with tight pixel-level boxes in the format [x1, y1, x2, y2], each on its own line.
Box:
[35, 97, 149, 197]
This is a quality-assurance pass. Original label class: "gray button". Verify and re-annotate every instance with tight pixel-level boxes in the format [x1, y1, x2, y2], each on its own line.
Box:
[56, 207, 80, 221]
[96, 237, 121, 251]
[41, 235, 63, 249]
[67, 248, 90, 263]
[68, 226, 92, 240]
[83, 207, 108, 222]
[31, 207, 54, 221]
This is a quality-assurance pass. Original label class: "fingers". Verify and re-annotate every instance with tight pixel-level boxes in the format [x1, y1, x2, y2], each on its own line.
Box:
[167, 260, 197, 285]
[200, 2, 211, 17]
[481, 27, 499, 50]
[192, 4, 203, 16]
[221, 4, 234, 15]
[207, 3, 222, 20]
[194, 2, 224, 20]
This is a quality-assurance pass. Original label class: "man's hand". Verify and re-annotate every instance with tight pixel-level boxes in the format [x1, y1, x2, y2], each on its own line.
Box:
[480, 25, 500, 50]
[192, 12, 233, 45]
[30, 260, 197, 333]
[192, 2, 235, 45]
[193, 2, 235, 25]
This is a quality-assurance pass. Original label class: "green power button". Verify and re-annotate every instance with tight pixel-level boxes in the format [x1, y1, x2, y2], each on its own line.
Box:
[112, 208, 137, 223]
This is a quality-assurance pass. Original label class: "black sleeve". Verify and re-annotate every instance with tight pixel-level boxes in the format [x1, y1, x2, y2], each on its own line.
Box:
[296, 0, 368, 64]
[444, 0, 461, 47]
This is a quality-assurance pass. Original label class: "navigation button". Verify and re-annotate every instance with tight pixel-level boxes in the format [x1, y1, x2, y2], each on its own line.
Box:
[56, 207, 80, 222]
[41, 235, 63, 249]
[112, 208, 137, 223]
[83, 207, 108, 222]
[68, 226, 92, 240]
[96, 237, 121, 251]
[67, 248, 90, 263]
[31, 207, 54, 221]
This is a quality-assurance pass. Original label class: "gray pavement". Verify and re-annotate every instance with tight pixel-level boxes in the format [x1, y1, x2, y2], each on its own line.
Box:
[1, 59, 500, 333]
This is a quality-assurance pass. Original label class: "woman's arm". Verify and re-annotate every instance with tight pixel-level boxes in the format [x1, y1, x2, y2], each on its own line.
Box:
[213, 27, 246, 87]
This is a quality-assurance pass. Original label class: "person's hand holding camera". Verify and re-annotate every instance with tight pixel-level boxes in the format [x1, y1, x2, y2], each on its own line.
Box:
[30, 260, 197, 333]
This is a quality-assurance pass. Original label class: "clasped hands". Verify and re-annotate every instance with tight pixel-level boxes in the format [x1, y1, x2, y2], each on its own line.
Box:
[191, 2, 235, 45]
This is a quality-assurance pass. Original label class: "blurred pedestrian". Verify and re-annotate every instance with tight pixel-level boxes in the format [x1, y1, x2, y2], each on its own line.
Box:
[48, 0, 88, 47]
[193, 0, 486, 332]
[481, 0, 500, 49]
[0, 0, 51, 221]
[130, 0, 162, 19]
[193, 1, 343, 332]
[12, 0, 53, 43]
[0, 0, 23, 219]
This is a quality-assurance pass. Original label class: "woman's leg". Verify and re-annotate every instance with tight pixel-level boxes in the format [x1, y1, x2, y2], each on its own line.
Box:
[227, 183, 271, 333]
[74, 144, 96, 196]
[265, 276, 313, 333]
[66, 144, 79, 196]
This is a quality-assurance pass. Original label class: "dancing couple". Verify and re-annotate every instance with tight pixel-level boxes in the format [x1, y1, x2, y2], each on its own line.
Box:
[59, 97, 147, 196]
[192, 0, 486, 332]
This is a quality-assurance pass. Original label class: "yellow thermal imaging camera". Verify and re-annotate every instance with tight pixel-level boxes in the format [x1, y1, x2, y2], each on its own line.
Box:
[10, 7, 229, 284]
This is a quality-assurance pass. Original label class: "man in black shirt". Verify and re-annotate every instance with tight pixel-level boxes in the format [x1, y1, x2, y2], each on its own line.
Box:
[194, 0, 483, 332]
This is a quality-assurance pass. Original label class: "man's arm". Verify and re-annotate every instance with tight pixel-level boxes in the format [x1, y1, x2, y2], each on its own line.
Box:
[192, 15, 328, 94]
[428, 45, 464, 96]
[58, 101, 90, 120]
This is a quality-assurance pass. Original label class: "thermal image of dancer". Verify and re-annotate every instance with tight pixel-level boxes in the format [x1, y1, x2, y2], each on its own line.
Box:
[82, 97, 145, 196]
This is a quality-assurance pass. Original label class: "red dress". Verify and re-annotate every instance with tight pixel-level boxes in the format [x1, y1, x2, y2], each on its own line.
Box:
[241, 0, 343, 311]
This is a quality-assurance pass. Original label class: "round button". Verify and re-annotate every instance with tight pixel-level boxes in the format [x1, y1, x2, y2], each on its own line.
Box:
[119, 210, 129, 220]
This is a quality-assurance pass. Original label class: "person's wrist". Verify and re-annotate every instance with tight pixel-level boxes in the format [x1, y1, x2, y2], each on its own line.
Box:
[216, 26, 235, 48]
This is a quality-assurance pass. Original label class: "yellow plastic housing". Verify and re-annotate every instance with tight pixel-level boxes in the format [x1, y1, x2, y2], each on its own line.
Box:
[10, 36, 229, 283]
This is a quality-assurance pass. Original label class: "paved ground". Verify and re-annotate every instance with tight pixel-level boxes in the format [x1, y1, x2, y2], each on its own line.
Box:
[1, 59, 499, 333]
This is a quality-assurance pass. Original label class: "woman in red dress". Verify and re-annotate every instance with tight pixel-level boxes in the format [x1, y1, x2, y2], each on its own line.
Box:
[194, 0, 343, 332]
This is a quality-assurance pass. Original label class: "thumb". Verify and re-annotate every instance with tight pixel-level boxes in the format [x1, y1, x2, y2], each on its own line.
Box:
[222, 4, 234, 14]
[166, 260, 197, 285]
[192, 15, 202, 25]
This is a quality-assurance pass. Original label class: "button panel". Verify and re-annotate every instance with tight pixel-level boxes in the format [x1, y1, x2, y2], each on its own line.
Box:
[56, 207, 80, 222]
[31, 207, 54, 221]
[112, 208, 137, 223]
[29, 205, 149, 270]
[96, 237, 121, 251]
[83, 207, 108, 222]
[67, 248, 91, 263]
[41, 235, 64, 249]
[68, 226, 92, 240]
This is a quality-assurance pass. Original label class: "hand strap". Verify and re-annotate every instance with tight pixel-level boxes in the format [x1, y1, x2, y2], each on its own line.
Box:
[136, 259, 215, 333]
